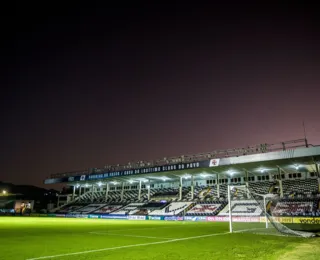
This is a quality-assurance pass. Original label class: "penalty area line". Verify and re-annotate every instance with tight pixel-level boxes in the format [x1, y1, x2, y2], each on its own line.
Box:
[25, 232, 230, 260]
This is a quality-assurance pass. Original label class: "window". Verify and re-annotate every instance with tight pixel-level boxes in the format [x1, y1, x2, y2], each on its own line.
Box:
[298, 173, 301, 178]
[293, 173, 297, 178]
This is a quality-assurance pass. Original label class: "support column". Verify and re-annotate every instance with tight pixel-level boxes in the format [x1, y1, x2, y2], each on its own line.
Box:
[57, 195, 60, 207]
[72, 185, 76, 201]
[105, 182, 109, 201]
[179, 177, 183, 201]
[216, 174, 220, 198]
[79, 186, 82, 196]
[244, 170, 250, 198]
[314, 162, 320, 192]
[147, 181, 151, 201]
[91, 184, 94, 202]
[138, 180, 142, 200]
[121, 182, 125, 201]
[277, 167, 284, 198]
[191, 175, 194, 200]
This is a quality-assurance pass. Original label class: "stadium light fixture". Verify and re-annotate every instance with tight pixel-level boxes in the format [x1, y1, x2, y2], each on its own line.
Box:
[129, 180, 134, 184]
[97, 182, 102, 187]
[85, 184, 89, 187]
[227, 170, 235, 176]
[294, 165, 300, 170]
[260, 169, 265, 173]
[76, 184, 80, 188]
[200, 173, 209, 178]
[2, 190, 6, 195]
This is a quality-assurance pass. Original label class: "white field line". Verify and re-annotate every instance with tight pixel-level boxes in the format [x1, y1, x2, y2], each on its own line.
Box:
[89, 232, 173, 240]
[26, 232, 230, 260]
[233, 228, 287, 237]
[89, 225, 179, 233]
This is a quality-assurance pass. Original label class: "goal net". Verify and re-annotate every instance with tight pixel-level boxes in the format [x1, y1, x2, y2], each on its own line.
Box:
[226, 185, 314, 238]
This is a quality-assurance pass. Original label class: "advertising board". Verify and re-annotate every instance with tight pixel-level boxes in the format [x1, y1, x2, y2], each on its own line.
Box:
[128, 215, 146, 220]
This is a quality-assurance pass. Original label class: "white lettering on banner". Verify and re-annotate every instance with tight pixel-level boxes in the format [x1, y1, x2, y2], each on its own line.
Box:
[206, 216, 260, 222]
[128, 215, 145, 220]
[76, 162, 202, 183]
[209, 159, 220, 167]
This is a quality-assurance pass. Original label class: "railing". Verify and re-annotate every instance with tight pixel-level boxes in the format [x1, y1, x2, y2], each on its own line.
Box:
[49, 138, 310, 179]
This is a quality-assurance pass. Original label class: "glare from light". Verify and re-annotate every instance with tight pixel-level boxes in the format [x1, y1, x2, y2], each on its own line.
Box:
[85, 184, 89, 187]
[76, 184, 80, 188]
[2, 190, 7, 194]
[228, 170, 234, 176]
[97, 182, 102, 187]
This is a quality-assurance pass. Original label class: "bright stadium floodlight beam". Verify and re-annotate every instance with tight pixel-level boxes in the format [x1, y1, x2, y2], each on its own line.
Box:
[2, 190, 6, 194]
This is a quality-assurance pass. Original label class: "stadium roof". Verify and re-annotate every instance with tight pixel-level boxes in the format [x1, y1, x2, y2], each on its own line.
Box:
[44, 138, 320, 186]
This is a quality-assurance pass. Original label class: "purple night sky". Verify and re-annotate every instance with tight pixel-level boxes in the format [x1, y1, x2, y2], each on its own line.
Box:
[1, 3, 319, 188]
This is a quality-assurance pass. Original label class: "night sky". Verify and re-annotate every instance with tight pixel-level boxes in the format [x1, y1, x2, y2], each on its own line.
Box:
[1, 3, 319, 188]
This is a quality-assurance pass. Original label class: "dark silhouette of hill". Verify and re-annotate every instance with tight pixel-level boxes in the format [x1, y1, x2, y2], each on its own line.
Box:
[0, 181, 58, 200]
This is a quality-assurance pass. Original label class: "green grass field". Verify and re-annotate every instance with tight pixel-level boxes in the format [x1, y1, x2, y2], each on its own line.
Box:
[0, 217, 319, 260]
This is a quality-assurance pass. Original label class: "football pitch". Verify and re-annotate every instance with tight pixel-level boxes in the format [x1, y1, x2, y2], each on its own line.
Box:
[0, 217, 319, 260]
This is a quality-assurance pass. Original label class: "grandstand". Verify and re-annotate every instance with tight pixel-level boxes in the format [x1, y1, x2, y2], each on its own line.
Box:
[43, 138, 320, 233]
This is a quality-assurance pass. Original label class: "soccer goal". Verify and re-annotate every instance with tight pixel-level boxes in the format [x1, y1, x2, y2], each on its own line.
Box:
[226, 185, 314, 238]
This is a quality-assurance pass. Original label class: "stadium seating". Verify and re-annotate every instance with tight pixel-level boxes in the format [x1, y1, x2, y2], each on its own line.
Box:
[93, 205, 124, 214]
[282, 179, 319, 197]
[272, 198, 319, 216]
[149, 202, 193, 216]
[70, 204, 107, 214]
[218, 200, 263, 216]
[109, 203, 144, 215]
[186, 201, 227, 216]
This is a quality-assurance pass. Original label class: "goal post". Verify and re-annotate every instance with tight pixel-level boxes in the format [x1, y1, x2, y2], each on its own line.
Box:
[226, 184, 314, 238]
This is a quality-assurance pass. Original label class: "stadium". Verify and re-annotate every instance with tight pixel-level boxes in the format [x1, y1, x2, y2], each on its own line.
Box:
[1, 138, 320, 260]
